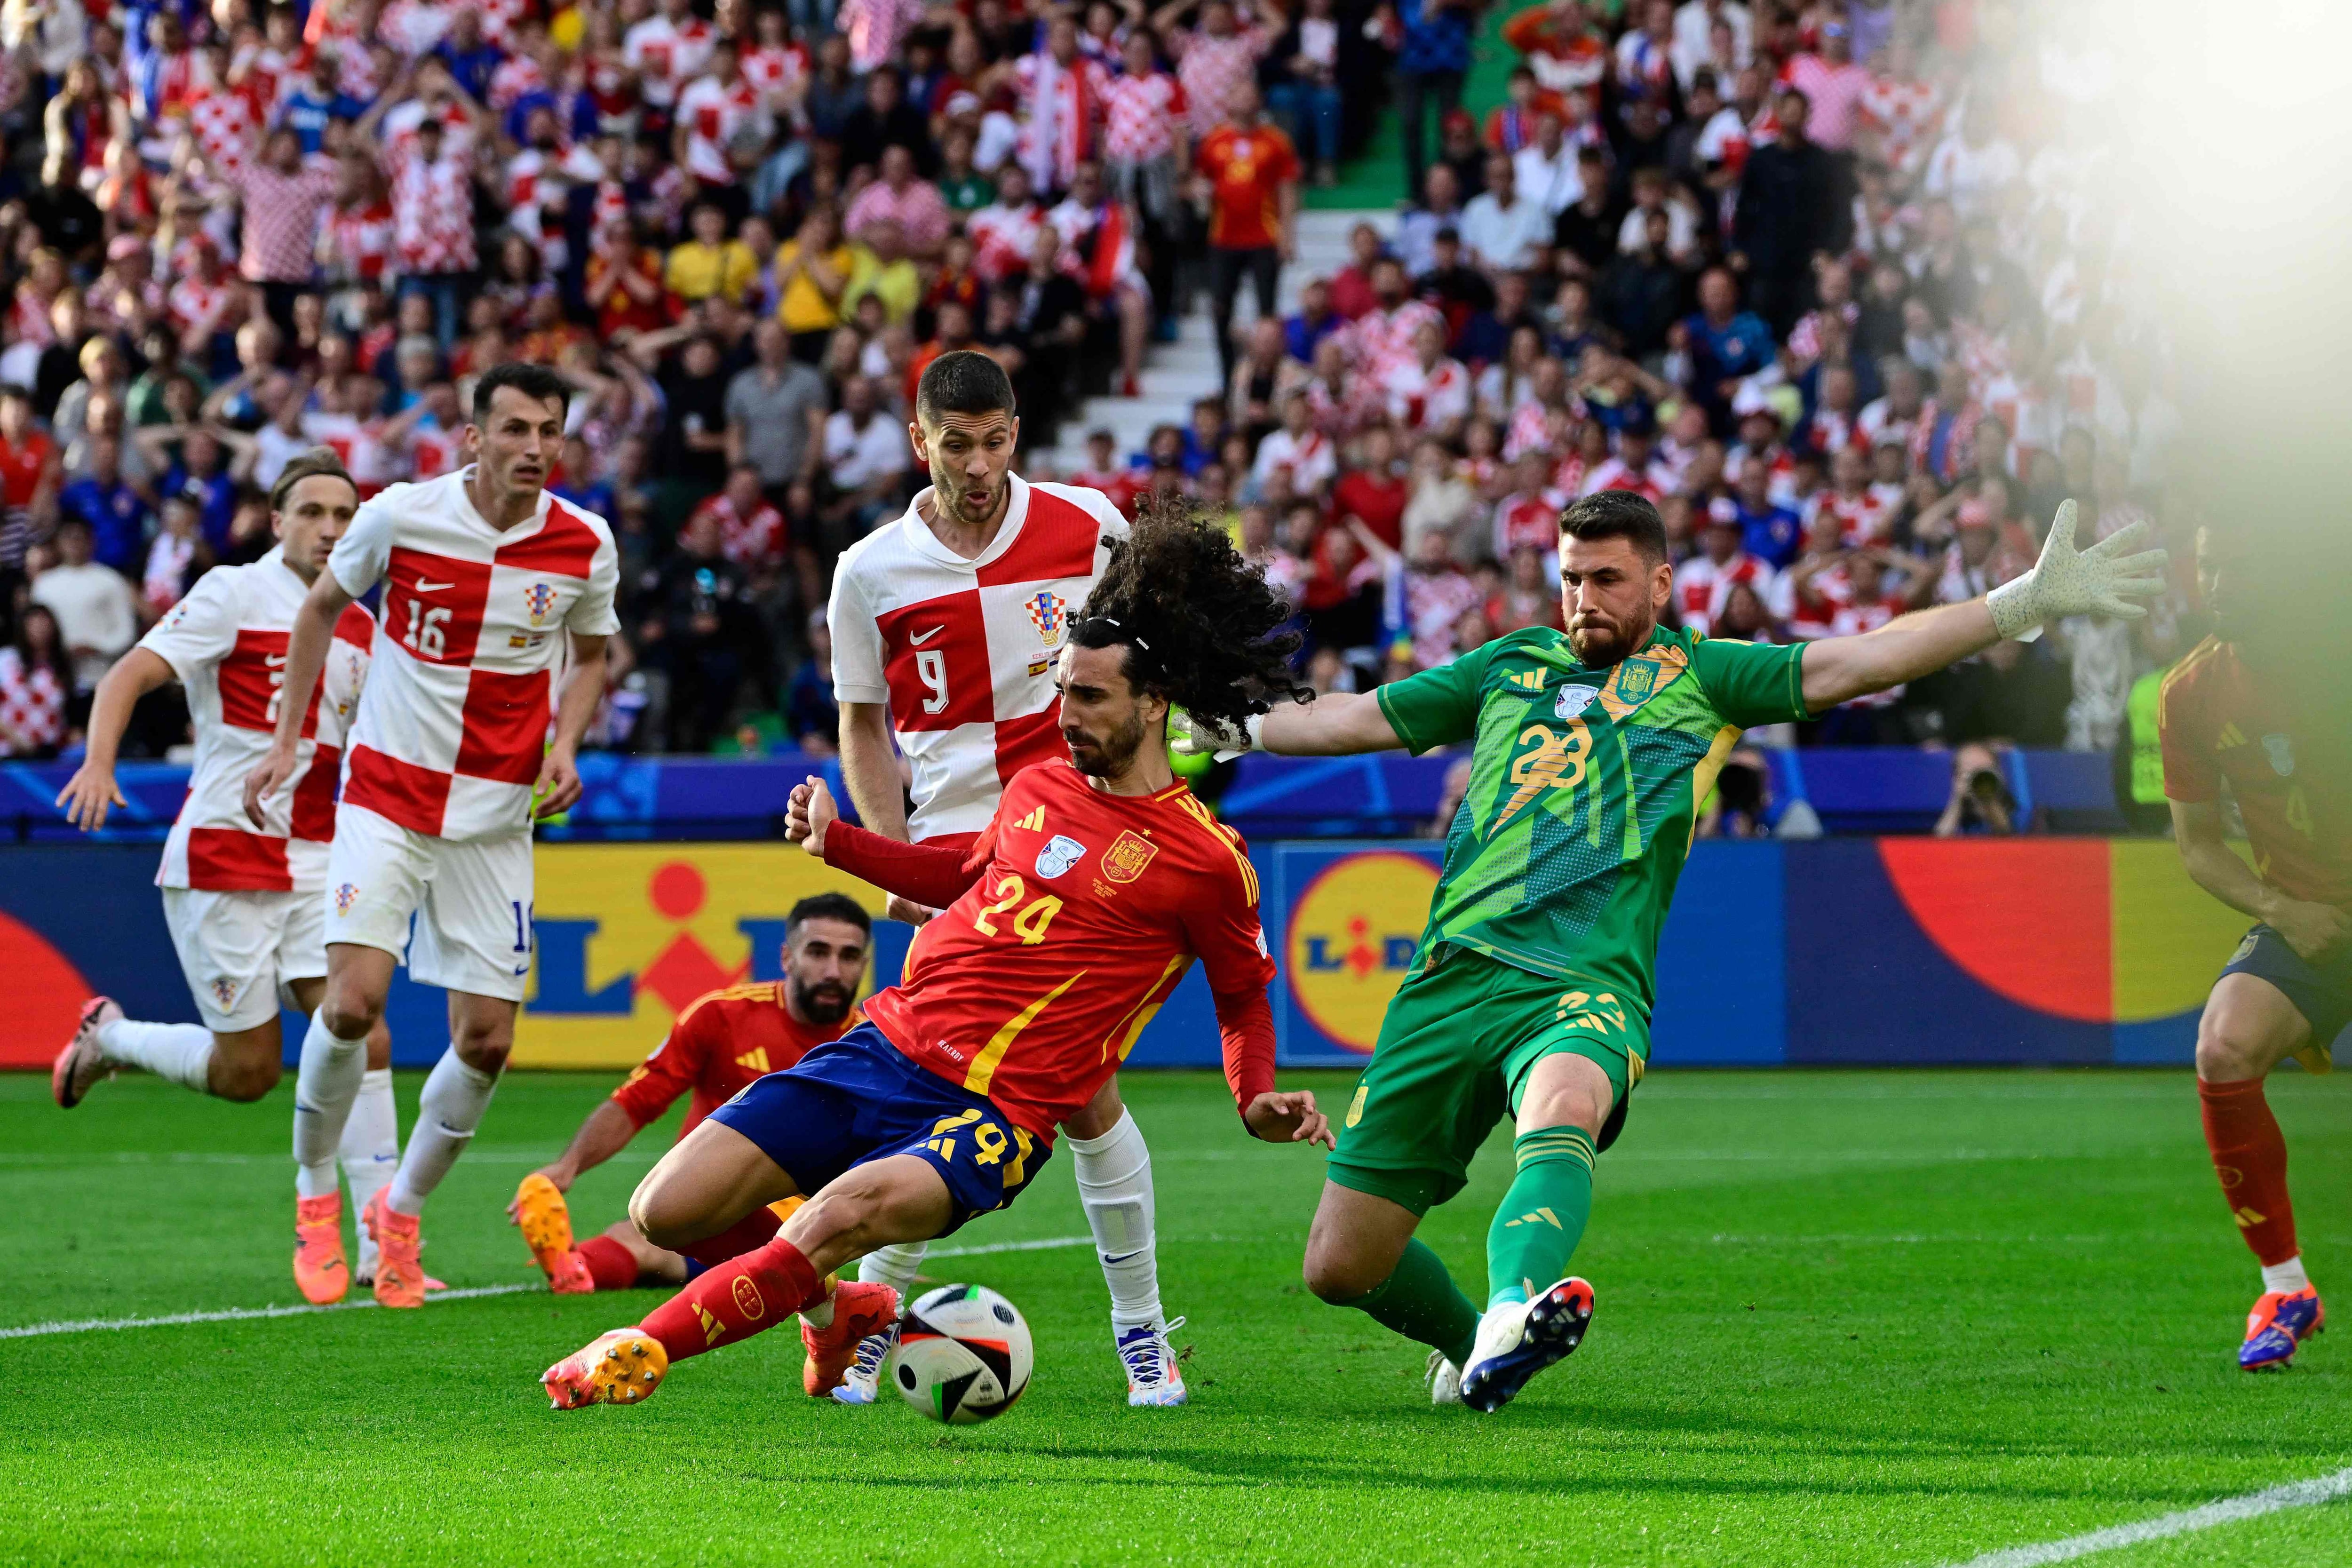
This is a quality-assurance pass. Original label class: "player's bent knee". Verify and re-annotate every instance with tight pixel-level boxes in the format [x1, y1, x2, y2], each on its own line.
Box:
[1301, 1229, 1391, 1303]
[211, 1055, 282, 1102]
[319, 995, 381, 1041]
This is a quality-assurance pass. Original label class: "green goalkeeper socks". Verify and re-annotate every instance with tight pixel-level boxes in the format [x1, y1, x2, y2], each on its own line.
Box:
[1341, 1236, 1481, 1369]
[1485, 1125, 1596, 1309]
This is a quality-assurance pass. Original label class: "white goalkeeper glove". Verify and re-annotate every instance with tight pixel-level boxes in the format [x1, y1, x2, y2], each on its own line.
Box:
[1985, 500, 2169, 642]
[1168, 708, 1265, 762]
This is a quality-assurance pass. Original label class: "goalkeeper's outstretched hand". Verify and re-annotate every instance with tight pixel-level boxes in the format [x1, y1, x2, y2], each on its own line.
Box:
[1168, 708, 1262, 762]
[1986, 500, 2170, 640]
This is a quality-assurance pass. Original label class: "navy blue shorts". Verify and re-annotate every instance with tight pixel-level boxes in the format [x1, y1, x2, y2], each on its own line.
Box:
[2221, 924, 2352, 1059]
[707, 1024, 1052, 1235]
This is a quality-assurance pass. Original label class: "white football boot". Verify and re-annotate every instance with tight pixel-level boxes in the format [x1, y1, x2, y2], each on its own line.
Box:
[1459, 1277, 1595, 1413]
[831, 1319, 900, 1406]
[1117, 1316, 1188, 1407]
[1426, 1348, 1464, 1406]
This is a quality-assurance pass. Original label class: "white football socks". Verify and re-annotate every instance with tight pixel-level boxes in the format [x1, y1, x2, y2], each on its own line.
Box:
[293, 1012, 369, 1200]
[859, 1241, 928, 1300]
[2263, 1257, 2312, 1295]
[1067, 1109, 1163, 1331]
[95, 1019, 215, 1093]
[341, 1067, 400, 1241]
[386, 1048, 500, 1217]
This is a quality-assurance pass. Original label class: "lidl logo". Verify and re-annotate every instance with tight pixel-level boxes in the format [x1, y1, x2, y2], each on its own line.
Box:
[1284, 852, 1440, 1054]
[515, 847, 883, 1070]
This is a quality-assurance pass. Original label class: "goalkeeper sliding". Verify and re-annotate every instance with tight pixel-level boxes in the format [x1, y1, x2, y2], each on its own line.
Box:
[1176, 492, 2166, 1412]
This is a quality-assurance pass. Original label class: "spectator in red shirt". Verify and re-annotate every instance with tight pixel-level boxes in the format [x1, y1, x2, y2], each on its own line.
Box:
[1333, 423, 1408, 550]
[1196, 80, 1300, 383]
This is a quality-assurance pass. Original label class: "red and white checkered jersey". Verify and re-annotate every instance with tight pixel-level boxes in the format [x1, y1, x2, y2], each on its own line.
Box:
[1104, 70, 1185, 161]
[188, 88, 259, 177]
[675, 74, 767, 184]
[1676, 550, 1777, 637]
[327, 469, 620, 843]
[827, 475, 1129, 843]
[624, 14, 715, 107]
[389, 146, 479, 276]
[137, 548, 375, 892]
[1347, 300, 1448, 384]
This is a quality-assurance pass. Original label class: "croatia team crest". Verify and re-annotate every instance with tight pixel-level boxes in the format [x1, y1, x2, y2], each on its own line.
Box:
[1101, 830, 1159, 884]
[210, 977, 240, 1009]
[1024, 590, 1069, 648]
[1035, 834, 1088, 878]
[524, 581, 559, 626]
[334, 883, 359, 916]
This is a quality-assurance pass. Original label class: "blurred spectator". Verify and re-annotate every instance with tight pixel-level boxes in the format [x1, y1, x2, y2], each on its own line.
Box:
[30, 517, 135, 709]
[1199, 81, 1300, 383]
[0, 603, 72, 757]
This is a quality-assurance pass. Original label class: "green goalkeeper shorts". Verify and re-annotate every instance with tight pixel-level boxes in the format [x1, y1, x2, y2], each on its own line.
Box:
[1325, 945, 1650, 1217]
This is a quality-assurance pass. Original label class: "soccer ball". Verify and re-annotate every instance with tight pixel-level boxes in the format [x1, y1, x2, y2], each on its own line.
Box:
[891, 1283, 1033, 1424]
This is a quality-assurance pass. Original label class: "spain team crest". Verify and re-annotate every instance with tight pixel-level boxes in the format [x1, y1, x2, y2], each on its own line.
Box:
[1596, 645, 1688, 722]
[1025, 590, 1068, 648]
[1101, 830, 1158, 884]
[524, 581, 558, 625]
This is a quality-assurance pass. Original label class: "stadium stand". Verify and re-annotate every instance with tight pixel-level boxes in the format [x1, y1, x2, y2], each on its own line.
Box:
[0, 0, 2193, 801]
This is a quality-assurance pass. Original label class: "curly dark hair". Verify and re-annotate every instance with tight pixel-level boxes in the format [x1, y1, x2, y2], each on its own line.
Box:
[1070, 493, 1305, 731]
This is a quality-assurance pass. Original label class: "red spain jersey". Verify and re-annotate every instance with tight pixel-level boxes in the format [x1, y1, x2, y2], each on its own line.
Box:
[849, 762, 1277, 1142]
[610, 981, 865, 1139]
[1197, 124, 1298, 252]
[2160, 636, 2351, 908]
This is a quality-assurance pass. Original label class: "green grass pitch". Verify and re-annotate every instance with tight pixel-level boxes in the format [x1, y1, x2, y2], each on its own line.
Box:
[5, 1065, 2349, 1566]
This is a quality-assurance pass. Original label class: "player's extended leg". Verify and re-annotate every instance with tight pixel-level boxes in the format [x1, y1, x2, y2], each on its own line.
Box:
[572, 1221, 691, 1292]
[1303, 1180, 1480, 1404]
[342, 1018, 401, 1288]
[1459, 1051, 1606, 1413]
[291, 944, 397, 1299]
[1063, 1076, 1184, 1406]
[2197, 970, 2324, 1370]
[366, 988, 516, 1307]
[545, 1128, 931, 1410]
[279, 971, 397, 1304]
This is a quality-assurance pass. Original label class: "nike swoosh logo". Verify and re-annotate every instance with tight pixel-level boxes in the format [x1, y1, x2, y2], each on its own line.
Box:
[265, 654, 288, 667]
[511, 964, 531, 976]
[414, 579, 456, 593]
[909, 626, 945, 645]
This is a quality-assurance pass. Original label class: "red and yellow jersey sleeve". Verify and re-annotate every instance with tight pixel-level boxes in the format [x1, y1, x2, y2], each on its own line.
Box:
[610, 989, 728, 1129]
[862, 763, 1273, 1141]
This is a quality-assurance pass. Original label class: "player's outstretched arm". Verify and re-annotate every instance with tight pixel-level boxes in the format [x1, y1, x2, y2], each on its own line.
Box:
[793, 775, 988, 907]
[56, 648, 174, 830]
[243, 568, 356, 826]
[1171, 691, 1406, 760]
[1800, 501, 2168, 714]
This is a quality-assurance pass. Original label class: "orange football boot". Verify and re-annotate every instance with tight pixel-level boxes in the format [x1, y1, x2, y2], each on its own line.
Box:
[361, 1189, 427, 1308]
[801, 1281, 900, 1397]
[513, 1174, 593, 1294]
[51, 996, 120, 1108]
[294, 1193, 349, 1304]
[543, 1329, 669, 1409]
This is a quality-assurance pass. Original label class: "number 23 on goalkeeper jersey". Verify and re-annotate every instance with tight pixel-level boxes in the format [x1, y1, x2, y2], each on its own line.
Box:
[1375, 625, 1810, 1020]
[860, 759, 1277, 1145]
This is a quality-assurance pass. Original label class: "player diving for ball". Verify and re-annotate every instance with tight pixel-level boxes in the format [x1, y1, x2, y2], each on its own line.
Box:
[507, 895, 872, 1295]
[824, 349, 1193, 1406]
[1174, 492, 2169, 1412]
[51, 450, 405, 1302]
[2161, 523, 2350, 1371]
[540, 505, 1333, 1410]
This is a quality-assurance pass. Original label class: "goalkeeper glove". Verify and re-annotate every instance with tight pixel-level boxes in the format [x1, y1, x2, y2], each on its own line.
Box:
[1168, 709, 1265, 763]
[1986, 500, 2169, 642]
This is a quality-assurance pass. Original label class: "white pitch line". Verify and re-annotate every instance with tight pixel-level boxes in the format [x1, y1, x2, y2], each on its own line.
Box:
[0, 1282, 540, 1341]
[0, 1242, 1097, 1341]
[1945, 1466, 2352, 1567]
[927, 1234, 1093, 1259]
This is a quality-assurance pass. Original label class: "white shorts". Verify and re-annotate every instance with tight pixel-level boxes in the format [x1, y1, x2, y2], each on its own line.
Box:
[325, 804, 536, 1002]
[162, 886, 329, 1034]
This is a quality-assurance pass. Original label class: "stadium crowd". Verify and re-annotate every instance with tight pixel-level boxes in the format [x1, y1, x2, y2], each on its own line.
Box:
[0, 0, 2185, 780]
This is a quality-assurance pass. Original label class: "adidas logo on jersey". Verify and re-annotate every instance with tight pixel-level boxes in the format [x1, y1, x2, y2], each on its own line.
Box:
[1508, 669, 1544, 690]
[2217, 723, 2248, 749]
[1016, 806, 1046, 831]
[735, 1048, 771, 1075]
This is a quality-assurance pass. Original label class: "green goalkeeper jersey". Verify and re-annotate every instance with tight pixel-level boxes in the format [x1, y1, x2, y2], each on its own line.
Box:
[1375, 625, 1810, 1017]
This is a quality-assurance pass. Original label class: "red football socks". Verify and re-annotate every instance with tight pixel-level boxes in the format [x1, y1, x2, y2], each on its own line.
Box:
[641, 1236, 826, 1363]
[2199, 1076, 2299, 1266]
[674, 1205, 782, 1268]
[577, 1235, 640, 1292]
